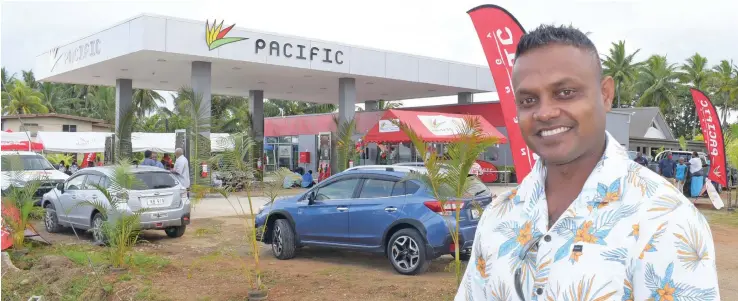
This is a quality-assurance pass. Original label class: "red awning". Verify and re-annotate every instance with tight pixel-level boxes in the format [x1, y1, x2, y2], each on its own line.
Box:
[1, 141, 44, 151]
[363, 109, 507, 144]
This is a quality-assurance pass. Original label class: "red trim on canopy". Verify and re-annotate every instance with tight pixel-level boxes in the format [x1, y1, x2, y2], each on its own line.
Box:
[1, 141, 44, 151]
[362, 109, 507, 144]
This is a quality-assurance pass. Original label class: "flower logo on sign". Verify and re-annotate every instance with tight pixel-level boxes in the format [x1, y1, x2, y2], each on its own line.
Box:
[378, 119, 400, 133]
[418, 115, 465, 136]
[205, 20, 248, 50]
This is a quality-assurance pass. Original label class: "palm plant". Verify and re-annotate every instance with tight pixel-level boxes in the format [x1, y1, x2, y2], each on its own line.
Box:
[1, 160, 45, 251]
[209, 132, 269, 294]
[395, 116, 497, 284]
[176, 87, 212, 190]
[637, 55, 680, 111]
[332, 116, 358, 172]
[1, 79, 49, 115]
[115, 100, 136, 160]
[75, 161, 147, 268]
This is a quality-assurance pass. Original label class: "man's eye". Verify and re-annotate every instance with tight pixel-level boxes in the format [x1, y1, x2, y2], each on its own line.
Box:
[520, 97, 536, 106]
[556, 89, 576, 98]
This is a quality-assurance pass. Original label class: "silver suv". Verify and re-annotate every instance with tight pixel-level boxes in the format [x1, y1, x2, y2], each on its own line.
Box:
[41, 165, 191, 241]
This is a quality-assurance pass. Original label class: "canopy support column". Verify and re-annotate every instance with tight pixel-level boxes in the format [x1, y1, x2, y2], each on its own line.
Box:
[332, 77, 356, 174]
[115, 78, 133, 159]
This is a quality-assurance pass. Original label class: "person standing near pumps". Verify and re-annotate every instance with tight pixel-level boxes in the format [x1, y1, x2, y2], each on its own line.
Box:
[172, 148, 190, 195]
[456, 25, 718, 300]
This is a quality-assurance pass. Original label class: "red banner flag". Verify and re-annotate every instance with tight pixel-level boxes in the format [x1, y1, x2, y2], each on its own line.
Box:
[467, 5, 534, 183]
[81, 153, 96, 168]
[690, 88, 727, 186]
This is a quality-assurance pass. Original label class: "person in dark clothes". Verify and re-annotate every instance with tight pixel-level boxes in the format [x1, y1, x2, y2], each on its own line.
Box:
[633, 152, 648, 166]
[658, 151, 677, 185]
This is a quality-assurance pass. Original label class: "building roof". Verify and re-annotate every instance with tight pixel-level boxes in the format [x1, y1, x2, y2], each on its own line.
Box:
[2, 113, 112, 128]
[612, 107, 674, 140]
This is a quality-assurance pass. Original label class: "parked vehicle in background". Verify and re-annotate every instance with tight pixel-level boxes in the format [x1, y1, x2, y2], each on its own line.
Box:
[1, 151, 69, 205]
[254, 165, 494, 275]
[648, 151, 707, 174]
[393, 162, 483, 177]
[41, 165, 191, 242]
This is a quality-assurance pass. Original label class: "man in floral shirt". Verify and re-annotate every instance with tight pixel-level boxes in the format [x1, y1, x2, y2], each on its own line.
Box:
[455, 25, 719, 301]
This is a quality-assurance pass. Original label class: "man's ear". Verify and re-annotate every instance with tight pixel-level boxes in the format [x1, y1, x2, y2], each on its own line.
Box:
[601, 76, 615, 111]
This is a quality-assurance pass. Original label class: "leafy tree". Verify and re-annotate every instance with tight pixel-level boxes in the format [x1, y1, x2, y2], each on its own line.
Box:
[602, 41, 642, 108]
[636, 55, 680, 111]
[1, 79, 48, 114]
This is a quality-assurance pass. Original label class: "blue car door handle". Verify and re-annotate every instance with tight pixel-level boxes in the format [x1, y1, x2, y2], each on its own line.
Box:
[384, 206, 397, 213]
[337, 206, 349, 212]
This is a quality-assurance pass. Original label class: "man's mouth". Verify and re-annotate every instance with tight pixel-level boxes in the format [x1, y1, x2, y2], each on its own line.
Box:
[538, 126, 572, 137]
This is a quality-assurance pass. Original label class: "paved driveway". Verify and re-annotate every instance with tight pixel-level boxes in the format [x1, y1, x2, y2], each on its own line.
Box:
[190, 195, 271, 219]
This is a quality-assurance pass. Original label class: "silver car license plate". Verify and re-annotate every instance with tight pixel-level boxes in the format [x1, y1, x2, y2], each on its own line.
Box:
[148, 198, 165, 206]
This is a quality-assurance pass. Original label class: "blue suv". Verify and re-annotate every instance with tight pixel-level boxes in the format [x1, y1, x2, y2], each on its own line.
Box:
[254, 165, 493, 275]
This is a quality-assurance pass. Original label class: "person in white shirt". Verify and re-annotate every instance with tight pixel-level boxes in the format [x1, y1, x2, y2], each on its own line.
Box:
[456, 25, 718, 301]
[688, 151, 705, 198]
[172, 148, 190, 190]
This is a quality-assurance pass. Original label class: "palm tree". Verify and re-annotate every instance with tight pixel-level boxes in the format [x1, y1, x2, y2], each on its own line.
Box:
[21, 70, 38, 90]
[601, 41, 641, 108]
[636, 55, 680, 111]
[712, 60, 738, 126]
[132, 89, 165, 117]
[220, 102, 253, 133]
[377, 100, 403, 110]
[1, 80, 48, 114]
[678, 53, 712, 137]
[680, 53, 711, 90]
[89, 86, 117, 124]
[1, 67, 16, 93]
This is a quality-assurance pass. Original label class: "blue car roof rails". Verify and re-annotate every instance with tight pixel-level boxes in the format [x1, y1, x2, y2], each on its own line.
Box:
[344, 165, 421, 174]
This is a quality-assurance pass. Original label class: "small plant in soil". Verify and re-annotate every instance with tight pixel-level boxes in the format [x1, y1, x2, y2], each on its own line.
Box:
[1, 156, 46, 251]
[210, 132, 290, 297]
[394, 116, 496, 284]
[75, 161, 148, 268]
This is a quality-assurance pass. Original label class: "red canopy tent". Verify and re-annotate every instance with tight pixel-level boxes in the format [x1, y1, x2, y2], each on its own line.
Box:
[1, 129, 44, 151]
[363, 109, 507, 144]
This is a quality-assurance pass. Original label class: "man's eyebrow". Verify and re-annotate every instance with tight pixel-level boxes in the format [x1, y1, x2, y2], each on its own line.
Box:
[549, 77, 579, 88]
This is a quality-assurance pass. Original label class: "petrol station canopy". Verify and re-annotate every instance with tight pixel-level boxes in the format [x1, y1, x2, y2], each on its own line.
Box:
[34, 14, 496, 104]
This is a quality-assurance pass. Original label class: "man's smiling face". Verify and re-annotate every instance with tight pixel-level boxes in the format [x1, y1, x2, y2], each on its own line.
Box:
[512, 43, 613, 165]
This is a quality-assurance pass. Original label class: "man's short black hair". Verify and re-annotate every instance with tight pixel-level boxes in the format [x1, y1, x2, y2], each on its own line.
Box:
[144, 150, 152, 158]
[516, 24, 601, 72]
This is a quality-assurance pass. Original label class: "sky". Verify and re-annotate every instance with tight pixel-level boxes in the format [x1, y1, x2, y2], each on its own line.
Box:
[2, 0, 737, 111]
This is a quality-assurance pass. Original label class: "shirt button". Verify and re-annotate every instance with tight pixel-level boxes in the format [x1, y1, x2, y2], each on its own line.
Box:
[544, 235, 551, 242]
[536, 287, 544, 295]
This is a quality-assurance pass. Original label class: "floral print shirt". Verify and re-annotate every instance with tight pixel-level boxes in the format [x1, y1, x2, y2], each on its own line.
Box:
[455, 132, 720, 301]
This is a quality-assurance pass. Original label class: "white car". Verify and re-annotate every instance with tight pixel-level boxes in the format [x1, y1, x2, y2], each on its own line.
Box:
[1, 151, 69, 205]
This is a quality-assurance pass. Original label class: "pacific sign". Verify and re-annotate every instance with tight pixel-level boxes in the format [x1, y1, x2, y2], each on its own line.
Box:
[205, 19, 344, 65]
[50, 39, 102, 72]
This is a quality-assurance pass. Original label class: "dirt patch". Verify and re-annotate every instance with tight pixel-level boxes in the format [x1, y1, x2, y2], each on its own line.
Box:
[2, 253, 107, 301]
[7, 211, 738, 300]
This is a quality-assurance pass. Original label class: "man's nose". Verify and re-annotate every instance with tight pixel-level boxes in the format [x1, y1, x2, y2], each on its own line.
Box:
[533, 98, 561, 122]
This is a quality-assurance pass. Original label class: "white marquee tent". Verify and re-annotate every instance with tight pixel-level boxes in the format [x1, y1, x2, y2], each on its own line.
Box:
[36, 132, 235, 153]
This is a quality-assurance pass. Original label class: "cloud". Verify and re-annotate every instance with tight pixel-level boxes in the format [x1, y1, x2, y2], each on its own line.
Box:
[2, 0, 736, 109]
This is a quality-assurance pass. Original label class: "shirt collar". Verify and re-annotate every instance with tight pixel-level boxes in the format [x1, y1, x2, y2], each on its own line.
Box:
[520, 131, 629, 207]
